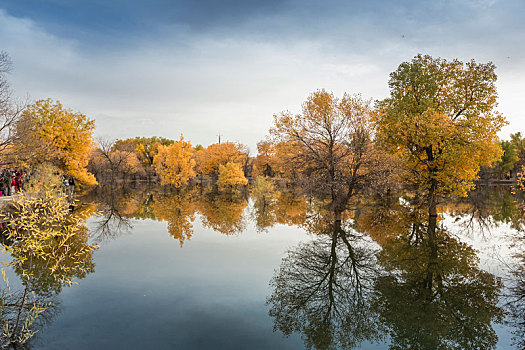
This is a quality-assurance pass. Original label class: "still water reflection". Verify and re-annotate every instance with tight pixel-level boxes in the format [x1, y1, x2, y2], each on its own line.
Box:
[1, 184, 524, 349]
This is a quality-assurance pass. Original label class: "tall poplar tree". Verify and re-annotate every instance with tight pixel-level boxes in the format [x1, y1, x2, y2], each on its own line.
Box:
[377, 54, 505, 242]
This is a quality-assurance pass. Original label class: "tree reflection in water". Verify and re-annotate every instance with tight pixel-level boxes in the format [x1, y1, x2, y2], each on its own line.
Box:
[82, 184, 516, 349]
[445, 186, 525, 349]
[364, 195, 504, 350]
[506, 253, 525, 350]
[84, 184, 249, 245]
[250, 182, 308, 233]
[268, 192, 505, 350]
[149, 188, 198, 246]
[443, 185, 525, 236]
[84, 186, 137, 242]
[0, 288, 60, 349]
[197, 193, 247, 236]
[267, 210, 381, 350]
[1, 191, 98, 348]
[504, 220, 525, 350]
[373, 227, 503, 349]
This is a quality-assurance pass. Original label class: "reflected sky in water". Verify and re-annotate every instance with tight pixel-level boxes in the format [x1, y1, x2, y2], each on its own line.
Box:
[36, 218, 311, 349]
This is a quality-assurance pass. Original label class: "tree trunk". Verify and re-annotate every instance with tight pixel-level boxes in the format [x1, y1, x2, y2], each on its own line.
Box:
[425, 178, 439, 300]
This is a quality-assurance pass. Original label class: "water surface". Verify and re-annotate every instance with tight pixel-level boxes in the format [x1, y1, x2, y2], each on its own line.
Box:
[2, 185, 524, 349]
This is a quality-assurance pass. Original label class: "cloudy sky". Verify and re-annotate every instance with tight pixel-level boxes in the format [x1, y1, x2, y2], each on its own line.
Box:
[1, 0, 524, 151]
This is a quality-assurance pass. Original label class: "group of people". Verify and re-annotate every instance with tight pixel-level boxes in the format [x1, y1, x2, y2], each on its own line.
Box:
[0, 168, 78, 197]
[0, 168, 28, 197]
[63, 176, 76, 196]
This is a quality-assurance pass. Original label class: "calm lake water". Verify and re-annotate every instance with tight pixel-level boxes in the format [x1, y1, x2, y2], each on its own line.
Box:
[2, 184, 525, 349]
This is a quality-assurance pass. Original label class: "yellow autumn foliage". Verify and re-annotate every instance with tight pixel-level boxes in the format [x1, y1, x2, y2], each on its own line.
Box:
[151, 190, 197, 246]
[197, 195, 248, 235]
[0, 188, 98, 294]
[16, 99, 97, 186]
[253, 141, 275, 177]
[195, 142, 247, 178]
[377, 55, 506, 198]
[274, 191, 308, 226]
[217, 161, 248, 191]
[153, 135, 196, 187]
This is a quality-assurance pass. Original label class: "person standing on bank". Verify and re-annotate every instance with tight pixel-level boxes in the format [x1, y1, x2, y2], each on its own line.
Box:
[69, 177, 75, 196]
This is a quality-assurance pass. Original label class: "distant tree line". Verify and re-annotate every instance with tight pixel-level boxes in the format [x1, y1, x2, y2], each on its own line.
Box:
[488, 132, 525, 180]
[0, 50, 516, 202]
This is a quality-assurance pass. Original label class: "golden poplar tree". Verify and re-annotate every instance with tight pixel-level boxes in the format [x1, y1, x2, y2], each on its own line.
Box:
[377, 55, 507, 251]
[253, 141, 275, 177]
[195, 142, 248, 178]
[217, 161, 248, 191]
[270, 90, 382, 212]
[377, 55, 506, 201]
[153, 135, 196, 187]
[16, 99, 97, 185]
